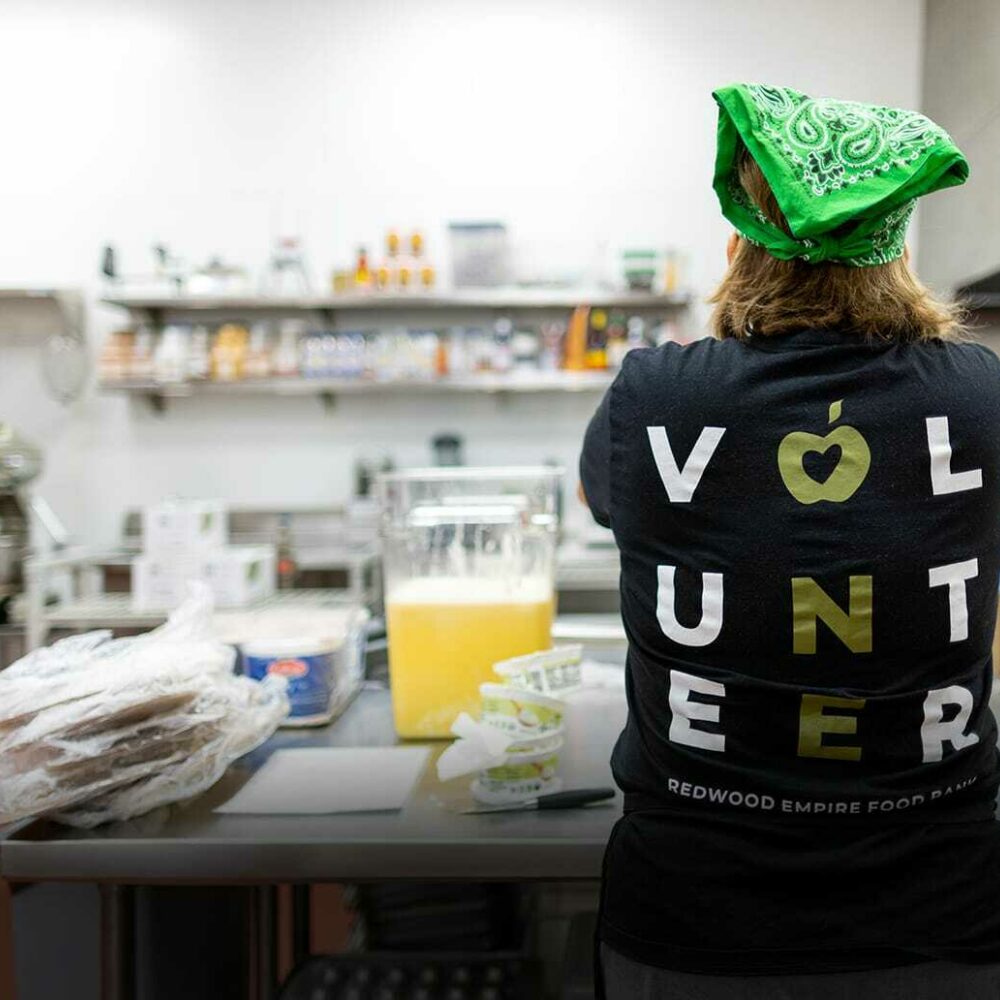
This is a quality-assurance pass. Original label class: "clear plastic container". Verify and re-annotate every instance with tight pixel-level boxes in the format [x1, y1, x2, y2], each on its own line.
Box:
[447, 222, 509, 288]
[378, 467, 561, 738]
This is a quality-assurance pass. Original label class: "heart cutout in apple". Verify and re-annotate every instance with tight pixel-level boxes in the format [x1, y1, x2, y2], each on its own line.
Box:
[802, 443, 843, 485]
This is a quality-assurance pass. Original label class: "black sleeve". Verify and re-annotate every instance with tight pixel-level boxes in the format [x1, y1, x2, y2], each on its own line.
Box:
[579, 387, 612, 528]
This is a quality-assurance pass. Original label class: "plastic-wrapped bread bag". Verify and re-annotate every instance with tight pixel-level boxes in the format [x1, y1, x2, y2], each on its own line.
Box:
[0, 583, 289, 828]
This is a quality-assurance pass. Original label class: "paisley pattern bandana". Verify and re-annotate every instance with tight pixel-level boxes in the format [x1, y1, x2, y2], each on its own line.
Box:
[712, 84, 969, 266]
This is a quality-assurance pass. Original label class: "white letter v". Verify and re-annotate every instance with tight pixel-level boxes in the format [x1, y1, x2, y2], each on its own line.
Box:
[647, 426, 726, 502]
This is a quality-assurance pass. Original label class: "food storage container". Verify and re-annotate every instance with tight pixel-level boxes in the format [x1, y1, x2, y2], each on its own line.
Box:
[241, 607, 368, 727]
[378, 467, 561, 738]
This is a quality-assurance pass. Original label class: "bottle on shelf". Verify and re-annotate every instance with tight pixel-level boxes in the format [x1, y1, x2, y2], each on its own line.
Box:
[512, 326, 540, 370]
[130, 327, 155, 380]
[539, 322, 565, 372]
[263, 237, 311, 296]
[354, 246, 372, 291]
[408, 330, 437, 380]
[321, 332, 338, 376]
[434, 331, 450, 378]
[492, 318, 514, 374]
[153, 325, 189, 384]
[397, 258, 414, 293]
[187, 325, 211, 381]
[584, 309, 609, 370]
[384, 229, 401, 291]
[244, 322, 274, 379]
[300, 330, 325, 379]
[347, 334, 363, 378]
[410, 230, 436, 292]
[626, 316, 647, 353]
[273, 319, 304, 377]
[663, 248, 682, 294]
[420, 262, 436, 291]
[563, 307, 590, 371]
[276, 513, 298, 590]
[99, 329, 136, 383]
[469, 328, 491, 372]
[446, 327, 468, 376]
[211, 323, 249, 381]
[606, 311, 628, 369]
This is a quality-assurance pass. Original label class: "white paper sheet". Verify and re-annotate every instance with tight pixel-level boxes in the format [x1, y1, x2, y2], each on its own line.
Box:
[215, 746, 430, 815]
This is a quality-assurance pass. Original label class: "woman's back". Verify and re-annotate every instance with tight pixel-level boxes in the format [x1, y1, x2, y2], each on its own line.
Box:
[586, 331, 1000, 974]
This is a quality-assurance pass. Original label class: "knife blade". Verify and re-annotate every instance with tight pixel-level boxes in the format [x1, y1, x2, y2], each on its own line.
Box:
[460, 787, 616, 815]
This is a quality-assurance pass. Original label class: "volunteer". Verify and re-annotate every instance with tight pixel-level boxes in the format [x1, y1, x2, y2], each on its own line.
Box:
[581, 83, 1000, 998]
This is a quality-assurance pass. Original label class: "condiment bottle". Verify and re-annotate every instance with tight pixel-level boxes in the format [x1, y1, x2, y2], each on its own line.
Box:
[353, 246, 372, 290]
[585, 309, 609, 369]
[211, 324, 249, 381]
[563, 307, 590, 371]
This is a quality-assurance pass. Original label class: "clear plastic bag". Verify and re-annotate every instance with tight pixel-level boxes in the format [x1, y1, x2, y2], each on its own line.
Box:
[0, 583, 289, 827]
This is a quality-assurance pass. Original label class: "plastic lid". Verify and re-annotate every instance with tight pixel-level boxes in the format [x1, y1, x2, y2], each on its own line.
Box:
[242, 636, 339, 657]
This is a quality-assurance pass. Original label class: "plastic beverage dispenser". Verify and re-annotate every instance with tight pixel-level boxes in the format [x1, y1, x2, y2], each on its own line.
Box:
[378, 468, 561, 738]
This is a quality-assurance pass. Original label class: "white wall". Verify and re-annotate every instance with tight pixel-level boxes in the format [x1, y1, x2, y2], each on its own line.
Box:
[919, 0, 1000, 293]
[0, 0, 925, 544]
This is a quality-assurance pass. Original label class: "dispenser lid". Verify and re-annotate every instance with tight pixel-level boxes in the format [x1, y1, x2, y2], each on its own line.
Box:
[407, 503, 524, 527]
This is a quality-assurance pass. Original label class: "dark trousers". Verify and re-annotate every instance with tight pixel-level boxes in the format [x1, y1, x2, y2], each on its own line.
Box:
[601, 944, 1000, 999]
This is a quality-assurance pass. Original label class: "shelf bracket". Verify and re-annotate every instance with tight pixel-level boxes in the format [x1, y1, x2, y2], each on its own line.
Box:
[319, 390, 337, 413]
[144, 392, 168, 415]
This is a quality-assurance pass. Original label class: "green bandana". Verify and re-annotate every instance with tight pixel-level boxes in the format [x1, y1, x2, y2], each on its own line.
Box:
[712, 83, 969, 266]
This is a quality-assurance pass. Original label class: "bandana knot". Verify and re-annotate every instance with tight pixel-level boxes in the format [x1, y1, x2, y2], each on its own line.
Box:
[712, 84, 967, 267]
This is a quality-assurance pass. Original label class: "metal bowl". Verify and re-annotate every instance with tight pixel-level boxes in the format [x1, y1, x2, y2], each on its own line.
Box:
[0, 424, 42, 490]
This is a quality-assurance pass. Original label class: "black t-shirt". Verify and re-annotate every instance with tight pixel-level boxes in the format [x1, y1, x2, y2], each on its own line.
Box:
[581, 329, 1000, 975]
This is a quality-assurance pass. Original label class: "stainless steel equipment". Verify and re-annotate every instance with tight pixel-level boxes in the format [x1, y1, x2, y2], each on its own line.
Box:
[0, 422, 43, 589]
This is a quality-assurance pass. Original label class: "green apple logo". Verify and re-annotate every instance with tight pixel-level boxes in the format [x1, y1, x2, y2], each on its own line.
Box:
[778, 400, 871, 505]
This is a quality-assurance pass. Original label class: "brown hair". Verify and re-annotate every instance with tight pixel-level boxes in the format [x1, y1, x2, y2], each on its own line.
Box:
[708, 146, 963, 342]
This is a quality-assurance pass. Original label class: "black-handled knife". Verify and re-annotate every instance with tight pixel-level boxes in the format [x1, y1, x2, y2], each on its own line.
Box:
[460, 787, 616, 815]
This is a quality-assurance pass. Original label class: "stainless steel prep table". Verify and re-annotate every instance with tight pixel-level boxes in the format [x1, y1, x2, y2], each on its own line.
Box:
[0, 686, 620, 999]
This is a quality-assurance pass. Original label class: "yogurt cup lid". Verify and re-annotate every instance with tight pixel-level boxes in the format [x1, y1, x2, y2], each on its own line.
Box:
[506, 729, 564, 753]
[471, 775, 563, 805]
[479, 682, 565, 710]
[493, 644, 583, 675]
[501, 737, 563, 763]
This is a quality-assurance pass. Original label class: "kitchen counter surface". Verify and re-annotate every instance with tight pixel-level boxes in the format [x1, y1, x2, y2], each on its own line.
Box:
[0, 687, 621, 885]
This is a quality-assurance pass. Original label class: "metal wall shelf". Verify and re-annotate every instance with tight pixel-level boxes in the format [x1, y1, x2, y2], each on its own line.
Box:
[100, 289, 666, 409]
[99, 370, 615, 411]
[102, 288, 690, 321]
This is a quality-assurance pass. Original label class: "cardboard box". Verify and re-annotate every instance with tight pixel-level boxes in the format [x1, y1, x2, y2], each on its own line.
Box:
[131, 555, 202, 611]
[142, 499, 227, 554]
[199, 545, 277, 608]
[132, 545, 276, 611]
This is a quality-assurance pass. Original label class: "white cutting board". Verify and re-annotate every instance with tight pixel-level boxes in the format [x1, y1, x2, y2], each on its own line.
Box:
[215, 746, 430, 815]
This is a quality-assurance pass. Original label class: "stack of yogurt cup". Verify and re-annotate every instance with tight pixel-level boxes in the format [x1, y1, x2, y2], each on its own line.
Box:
[470, 645, 583, 805]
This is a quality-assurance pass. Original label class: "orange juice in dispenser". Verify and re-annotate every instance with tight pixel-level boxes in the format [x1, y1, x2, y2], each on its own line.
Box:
[378, 468, 561, 738]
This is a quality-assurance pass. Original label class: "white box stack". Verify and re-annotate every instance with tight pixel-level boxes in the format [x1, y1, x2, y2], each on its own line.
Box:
[199, 545, 277, 608]
[132, 499, 277, 611]
[131, 554, 203, 610]
[142, 499, 227, 553]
